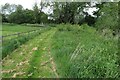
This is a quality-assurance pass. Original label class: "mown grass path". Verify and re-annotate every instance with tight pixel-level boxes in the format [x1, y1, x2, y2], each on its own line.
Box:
[2, 28, 58, 78]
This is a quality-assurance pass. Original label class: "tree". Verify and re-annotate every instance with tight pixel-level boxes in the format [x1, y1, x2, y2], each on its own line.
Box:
[33, 3, 40, 23]
[1, 3, 17, 14]
[8, 8, 35, 24]
[94, 2, 118, 33]
[33, 1, 49, 24]
[40, 12, 48, 23]
[39, 1, 49, 23]
[2, 14, 8, 22]
[8, 5, 24, 24]
[52, 2, 86, 24]
[22, 9, 35, 23]
[1, 3, 17, 23]
[7, 3, 48, 24]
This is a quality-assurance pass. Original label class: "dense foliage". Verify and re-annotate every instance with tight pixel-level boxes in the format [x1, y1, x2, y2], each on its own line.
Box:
[94, 2, 119, 34]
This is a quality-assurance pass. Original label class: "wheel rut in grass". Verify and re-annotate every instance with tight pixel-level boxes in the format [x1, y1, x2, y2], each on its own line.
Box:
[47, 48, 59, 78]
[26, 28, 59, 78]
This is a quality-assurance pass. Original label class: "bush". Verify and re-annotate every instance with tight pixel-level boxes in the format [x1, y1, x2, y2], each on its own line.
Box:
[94, 3, 118, 35]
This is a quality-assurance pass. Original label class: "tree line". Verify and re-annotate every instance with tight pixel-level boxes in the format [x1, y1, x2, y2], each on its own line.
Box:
[0, 2, 119, 34]
[1, 2, 48, 24]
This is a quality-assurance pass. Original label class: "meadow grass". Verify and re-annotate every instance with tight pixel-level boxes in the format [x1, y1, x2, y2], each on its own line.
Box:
[51, 24, 119, 78]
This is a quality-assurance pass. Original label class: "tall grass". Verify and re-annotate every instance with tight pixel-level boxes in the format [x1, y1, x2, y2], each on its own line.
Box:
[51, 24, 119, 78]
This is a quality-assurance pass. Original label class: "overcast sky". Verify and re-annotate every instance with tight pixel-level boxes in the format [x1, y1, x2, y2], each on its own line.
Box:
[0, 0, 41, 9]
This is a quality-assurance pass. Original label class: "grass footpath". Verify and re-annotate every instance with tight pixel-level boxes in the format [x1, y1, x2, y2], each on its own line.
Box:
[2, 27, 58, 78]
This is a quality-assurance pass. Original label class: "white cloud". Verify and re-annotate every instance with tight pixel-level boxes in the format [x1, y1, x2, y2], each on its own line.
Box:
[84, 7, 99, 17]
[0, 0, 42, 9]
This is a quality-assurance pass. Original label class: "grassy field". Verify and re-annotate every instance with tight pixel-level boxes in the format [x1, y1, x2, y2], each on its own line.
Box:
[2, 24, 119, 78]
[2, 24, 41, 36]
[2, 24, 42, 43]
[2, 24, 49, 58]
